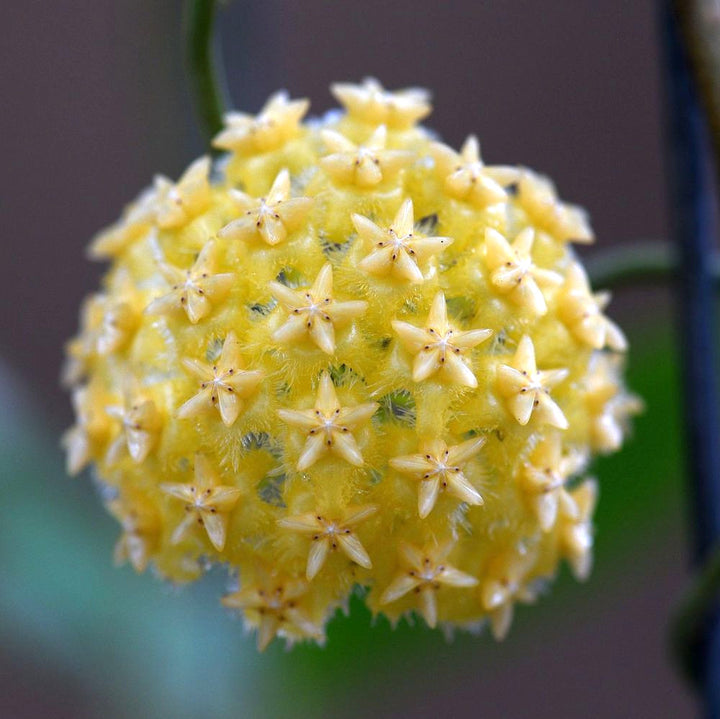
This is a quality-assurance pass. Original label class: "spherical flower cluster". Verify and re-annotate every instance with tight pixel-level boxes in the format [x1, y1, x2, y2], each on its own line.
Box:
[63, 78, 638, 649]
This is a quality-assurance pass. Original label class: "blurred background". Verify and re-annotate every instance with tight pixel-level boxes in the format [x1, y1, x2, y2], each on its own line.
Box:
[0, 1, 699, 717]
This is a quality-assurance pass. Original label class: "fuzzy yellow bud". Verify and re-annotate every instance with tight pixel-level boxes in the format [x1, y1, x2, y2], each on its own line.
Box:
[64, 78, 638, 649]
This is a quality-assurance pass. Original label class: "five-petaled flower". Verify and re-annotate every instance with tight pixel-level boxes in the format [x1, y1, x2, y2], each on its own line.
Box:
[557, 479, 598, 581]
[331, 77, 431, 129]
[390, 436, 486, 518]
[105, 390, 162, 464]
[221, 573, 324, 651]
[87, 185, 159, 259]
[557, 261, 627, 351]
[392, 291, 492, 387]
[213, 92, 309, 155]
[479, 549, 540, 641]
[483, 227, 562, 315]
[63, 386, 111, 475]
[161, 454, 241, 551]
[496, 335, 569, 428]
[278, 372, 378, 470]
[431, 135, 507, 208]
[154, 156, 212, 229]
[145, 241, 234, 324]
[520, 433, 587, 531]
[218, 168, 313, 247]
[277, 505, 376, 579]
[108, 495, 160, 573]
[269, 263, 368, 354]
[517, 171, 594, 244]
[320, 125, 412, 188]
[380, 541, 478, 628]
[354, 199, 452, 283]
[177, 332, 264, 427]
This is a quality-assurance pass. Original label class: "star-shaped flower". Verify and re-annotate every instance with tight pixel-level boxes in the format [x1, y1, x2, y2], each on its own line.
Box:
[479, 549, 540, 640]
[105, 390, 162, 464]
[380, 541, 478, 628]
[277, 505, 376, 579]
[269, 263, 368, 354]
[431, 135, 508, 208]
[62, 294, 106, 388]
[177, 332, 264, 427]
[96, 300, 139, 355]
[483, 227, 563, 315]
[517, 171, 594, 244]
[557, 479, 597, 581]
[392, 291, 492, 387]
[62, 386, 112, 476]
[330, 77, 431, 129]
[108, 495, 160, 573]
[496, 335, 569, 429]
[217, 168, 313, 246]
[154, 156, 212, 230]
[320, 125, 413, 188]
[145, 241, 234, 324]
[583, 354, 643, 453]
[389, 436, 486, 518]
[161, 454, 241, 551]
[353, 199, 453, 283]
[212, 91, 309, 155]
[221, 573, 324, 650]
[88, 185, 159, 259]
[520, 434, 587, 531]
[557, 262, 627, 351]
[277, 371, 378, 470]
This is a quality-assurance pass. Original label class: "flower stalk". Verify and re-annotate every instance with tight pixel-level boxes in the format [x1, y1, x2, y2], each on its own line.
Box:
[184, 0, 227, 145]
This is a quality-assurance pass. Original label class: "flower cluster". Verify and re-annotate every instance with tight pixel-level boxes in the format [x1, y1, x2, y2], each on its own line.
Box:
[64, 79, 638, 649]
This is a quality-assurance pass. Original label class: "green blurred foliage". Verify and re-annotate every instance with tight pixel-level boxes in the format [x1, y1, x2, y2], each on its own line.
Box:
[0, 325, 685, 719]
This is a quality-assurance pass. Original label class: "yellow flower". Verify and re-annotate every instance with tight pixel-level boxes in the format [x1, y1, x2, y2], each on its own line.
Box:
[269, 263, 368, 355]
[389, 436, 485, 518]
[331, 77, 431, 129]
[392, 291, 493, 387]
[479, 548, 540, 640]
[221, 571, 324, 650]
[145, 241, 234, 324]
[161, 454, 241, 552]
[431, 135, 508, 208]
[379, 541, 478, 629]
[320, 125, 412, 188]
[278, 371, 378, 470]
[154, 156, 212, 230]
[65, 80, 636, 649]
[483, 227, 562, 315]
[212, 92, 309, 155]
[218, 168, 313, 247]
[277, 505, 376, 580]
[105, 389, 162, 465]
[177, 332, 264, 427]
[354, 199, 452, 283]
[496, 335, 569, 428]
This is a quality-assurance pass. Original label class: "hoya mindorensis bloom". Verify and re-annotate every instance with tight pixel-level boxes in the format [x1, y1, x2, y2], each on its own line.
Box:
[64, 78, 638, 649]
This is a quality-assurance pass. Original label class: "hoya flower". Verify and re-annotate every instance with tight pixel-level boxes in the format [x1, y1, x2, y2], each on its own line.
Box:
[64, 78, 637, 650]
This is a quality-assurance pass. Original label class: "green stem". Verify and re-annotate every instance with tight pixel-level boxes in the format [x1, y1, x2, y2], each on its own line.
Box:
[586, 240, 720, 289]
[670, 542, 720, 687]
[184, 0, 228, 148]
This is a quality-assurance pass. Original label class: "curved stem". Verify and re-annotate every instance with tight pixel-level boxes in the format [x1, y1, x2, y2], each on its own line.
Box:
[184, 0, 228, 147]
[586, 241, 720, 290]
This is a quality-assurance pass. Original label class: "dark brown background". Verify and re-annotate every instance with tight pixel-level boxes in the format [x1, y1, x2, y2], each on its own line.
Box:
[1, 2, 692, 718]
